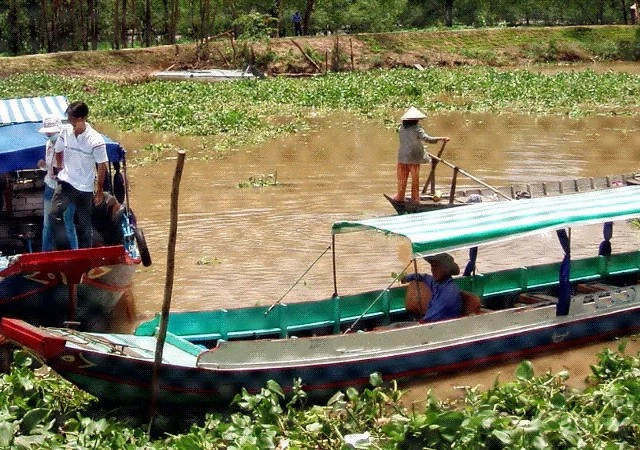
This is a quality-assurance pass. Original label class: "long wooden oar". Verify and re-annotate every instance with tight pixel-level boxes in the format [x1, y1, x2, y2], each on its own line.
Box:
[429, 153, 513, 201]
[422, 140, 447, 195]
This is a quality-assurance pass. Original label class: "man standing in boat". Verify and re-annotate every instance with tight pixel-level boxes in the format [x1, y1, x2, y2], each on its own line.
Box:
[50, 102, 108, 249]
[394, 107, 449, 204]
[37, 115, 78, 251]
[402, 253, 462, 322]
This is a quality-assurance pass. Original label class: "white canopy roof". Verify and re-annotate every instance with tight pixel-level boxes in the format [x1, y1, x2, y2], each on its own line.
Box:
[0, 95, 68, 125]
[333, 185, 640, 257]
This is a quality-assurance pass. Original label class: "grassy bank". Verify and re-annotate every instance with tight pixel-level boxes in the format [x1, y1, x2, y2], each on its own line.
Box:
[0, 25, 639, 79]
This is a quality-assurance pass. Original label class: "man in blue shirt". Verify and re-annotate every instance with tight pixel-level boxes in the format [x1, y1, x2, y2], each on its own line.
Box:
[402, 253, 462, 322]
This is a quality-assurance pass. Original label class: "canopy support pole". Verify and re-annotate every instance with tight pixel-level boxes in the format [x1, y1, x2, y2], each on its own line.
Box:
[556, 228, 572, 316]
[332, 234, 338, 297]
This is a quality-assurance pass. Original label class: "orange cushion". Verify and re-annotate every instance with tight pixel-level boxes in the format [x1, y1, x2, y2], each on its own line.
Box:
[405, 280, 431, 316]
[461, 291, 482, 315]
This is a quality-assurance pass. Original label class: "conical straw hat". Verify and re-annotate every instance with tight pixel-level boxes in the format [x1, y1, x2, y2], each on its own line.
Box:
[401, 106, 427, 121]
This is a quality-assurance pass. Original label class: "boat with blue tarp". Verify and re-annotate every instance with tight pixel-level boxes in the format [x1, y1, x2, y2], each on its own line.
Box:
[0, 95, 151, 331]
[2, 185, 640, 406]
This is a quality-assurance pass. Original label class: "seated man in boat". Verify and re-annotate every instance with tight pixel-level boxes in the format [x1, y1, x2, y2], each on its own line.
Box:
[402, 253, 462, 322]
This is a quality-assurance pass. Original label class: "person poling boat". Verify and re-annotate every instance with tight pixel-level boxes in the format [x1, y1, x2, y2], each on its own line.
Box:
[393, 106, 450, 203]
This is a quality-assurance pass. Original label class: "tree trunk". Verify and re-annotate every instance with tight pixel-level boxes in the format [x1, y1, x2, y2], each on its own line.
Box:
[620, 0, 628, 23]
[303, 0, 315, 35]
[51, 0, 59, 51]
[275, 0, 283, 37]
[89, 0, 97, 50]
[444, 0, 454, 27]
[162, 0, 170, 43]
[7, 0, 21, 55]
[114, 0, 121, 49]
[121, 0, 128, 48]
[170, 0, 179, 44]
[144, 0, 152, 46]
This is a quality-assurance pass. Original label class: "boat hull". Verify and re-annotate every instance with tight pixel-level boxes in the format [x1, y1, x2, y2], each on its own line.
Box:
[0, 247, 138, 330]
[386, 173, 640, 214]
[5, 299, 640, 407]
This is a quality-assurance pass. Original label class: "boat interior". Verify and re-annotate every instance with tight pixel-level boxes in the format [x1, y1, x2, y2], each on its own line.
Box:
[135, 250, 640, 348]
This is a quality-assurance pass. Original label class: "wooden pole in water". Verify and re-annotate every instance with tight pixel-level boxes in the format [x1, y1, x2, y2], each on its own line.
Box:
[148, 150, 186, 431]
[422, 141, 447, 195]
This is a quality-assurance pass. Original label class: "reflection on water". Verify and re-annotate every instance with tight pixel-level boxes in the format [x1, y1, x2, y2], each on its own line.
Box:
[111, 111, 640, 399]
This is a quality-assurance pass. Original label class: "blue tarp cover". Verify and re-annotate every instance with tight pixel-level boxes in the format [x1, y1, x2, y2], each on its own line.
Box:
[0, 123, 124, 173]
[0, 96, 124, 173]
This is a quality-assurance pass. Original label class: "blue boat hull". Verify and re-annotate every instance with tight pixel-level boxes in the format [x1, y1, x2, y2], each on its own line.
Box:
[26, 304, 640, 406]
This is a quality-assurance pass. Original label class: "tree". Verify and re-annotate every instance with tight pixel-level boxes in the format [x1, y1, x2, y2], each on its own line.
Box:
[303, 0, 314, 35]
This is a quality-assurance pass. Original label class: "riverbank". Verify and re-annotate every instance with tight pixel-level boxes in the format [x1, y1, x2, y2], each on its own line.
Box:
[0, 25, 638, 81]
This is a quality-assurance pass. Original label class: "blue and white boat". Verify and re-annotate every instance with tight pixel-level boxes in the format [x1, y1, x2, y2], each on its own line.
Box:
[0, 95, 150, 330]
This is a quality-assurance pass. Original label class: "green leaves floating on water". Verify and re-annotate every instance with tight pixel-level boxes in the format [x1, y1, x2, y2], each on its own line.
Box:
[237, 172, 278, 188]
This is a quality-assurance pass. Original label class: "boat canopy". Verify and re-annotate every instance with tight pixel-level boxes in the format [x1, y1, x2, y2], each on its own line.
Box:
[332, 185, 640, 257]
[0, 95, 68, 125]
[0, 96, 125, 173]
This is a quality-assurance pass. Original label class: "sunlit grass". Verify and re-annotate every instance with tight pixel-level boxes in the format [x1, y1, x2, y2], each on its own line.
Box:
[1, 67, 639, 160]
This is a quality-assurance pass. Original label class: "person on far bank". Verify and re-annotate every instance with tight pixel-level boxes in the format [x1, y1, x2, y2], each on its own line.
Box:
[37, 116, 79, 251]
[50, 101, 108, 249]
[393, 106, 449, 203]
[292, 11, 303, 36]
[402, 253, 462, 323]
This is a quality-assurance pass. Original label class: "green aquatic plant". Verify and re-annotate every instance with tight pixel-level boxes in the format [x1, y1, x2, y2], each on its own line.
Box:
[237, 172, 278, 188]
[1, 68, 640, 159]
[3, 346, 640, 448]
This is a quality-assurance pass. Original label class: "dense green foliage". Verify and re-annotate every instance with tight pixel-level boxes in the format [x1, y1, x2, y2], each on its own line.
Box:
[3, 343, 640, 448]
[0, 0, 638, 56]
[1, 67, 638, 159]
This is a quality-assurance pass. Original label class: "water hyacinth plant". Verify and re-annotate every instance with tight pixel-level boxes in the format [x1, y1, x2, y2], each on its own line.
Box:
[0, 68, 639, 161]
[1, 345, 640, 448]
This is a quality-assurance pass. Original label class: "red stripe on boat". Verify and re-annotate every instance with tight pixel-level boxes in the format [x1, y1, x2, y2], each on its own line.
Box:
[0, 318, 66, 359]
[0, 246, 134, 284]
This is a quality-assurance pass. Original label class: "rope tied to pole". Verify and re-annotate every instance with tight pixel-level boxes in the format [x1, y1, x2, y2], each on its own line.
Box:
[343, 260, 413, 334]
[265, 244, 332, 315]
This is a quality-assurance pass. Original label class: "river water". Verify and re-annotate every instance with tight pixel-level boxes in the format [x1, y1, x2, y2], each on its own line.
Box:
[106, 110, 640, 402]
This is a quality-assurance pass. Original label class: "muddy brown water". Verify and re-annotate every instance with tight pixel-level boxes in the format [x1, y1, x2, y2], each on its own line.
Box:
[105, 111, 640, 402]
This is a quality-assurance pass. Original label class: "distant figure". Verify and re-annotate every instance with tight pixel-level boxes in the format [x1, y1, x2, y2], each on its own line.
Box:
[632, 3, 638, 24]
[402, 253, 462, 323]
[292, 11, 303, 36]
[394, 106, 449, 203]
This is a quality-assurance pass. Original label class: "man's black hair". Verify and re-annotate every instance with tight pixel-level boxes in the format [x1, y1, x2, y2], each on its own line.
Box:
[66, 101, 89, 119]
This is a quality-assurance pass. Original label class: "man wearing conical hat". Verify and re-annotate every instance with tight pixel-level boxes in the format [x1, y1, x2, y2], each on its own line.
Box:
[394, 106, 449, 203]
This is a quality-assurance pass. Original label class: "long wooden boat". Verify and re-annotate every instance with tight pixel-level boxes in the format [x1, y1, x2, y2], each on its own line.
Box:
[0, 96, 151, 330]
[3, 186, 640, 406]
[386, 150, 640, 214]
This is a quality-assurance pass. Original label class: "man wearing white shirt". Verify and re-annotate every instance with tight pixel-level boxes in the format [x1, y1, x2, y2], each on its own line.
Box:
[50, 102, 108, 249]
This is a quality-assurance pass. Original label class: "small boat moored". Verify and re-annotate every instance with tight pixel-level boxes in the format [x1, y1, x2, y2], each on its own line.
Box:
[0, 95, 151, 330]
[3, 186, 640, 406]
[385, 149, 640, 214]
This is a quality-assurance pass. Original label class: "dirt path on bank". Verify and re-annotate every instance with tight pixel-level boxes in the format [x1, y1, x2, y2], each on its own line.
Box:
[1, 25, 636, 82]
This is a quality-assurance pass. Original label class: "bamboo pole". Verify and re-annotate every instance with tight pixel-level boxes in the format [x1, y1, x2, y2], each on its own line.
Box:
[422, 141, 447, 195]
[427, 153, 512, 201]
[148, 150, 186, 432]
